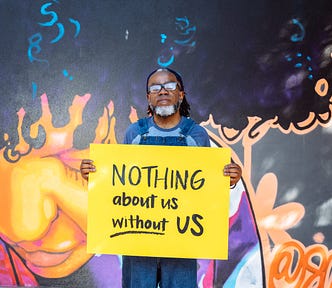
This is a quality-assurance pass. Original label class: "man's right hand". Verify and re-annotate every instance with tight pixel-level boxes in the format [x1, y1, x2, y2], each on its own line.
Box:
[80, 159, 96, 181]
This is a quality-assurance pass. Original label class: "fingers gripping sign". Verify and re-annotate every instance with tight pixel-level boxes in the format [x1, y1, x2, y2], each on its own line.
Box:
[223, 163, 242, 187]
[80, 159, 96, 181]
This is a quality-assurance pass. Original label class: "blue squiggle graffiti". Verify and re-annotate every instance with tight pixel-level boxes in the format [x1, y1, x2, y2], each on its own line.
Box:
[290, 18, 305, 42]
[63, 69, 73, 81]
[31, 82, 38, 100]
[160, 33, 167, 44]
[157, 16, 197, 67]
[174, 17, 196, 46]
[38, 2, 58, 27]
[27, 33, 49, 64]
[285, 52, 313, 80]
[69, 18, 81, 38]
[157, 49, 175, 68]
[27, 1, 81, 98]
[50, 22, 65, 44]
[28, 1, 81, 61]
[37, 2, 80, 43]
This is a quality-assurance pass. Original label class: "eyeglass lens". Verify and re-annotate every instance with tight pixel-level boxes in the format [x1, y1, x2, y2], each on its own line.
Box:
[149, 82, 177, 92]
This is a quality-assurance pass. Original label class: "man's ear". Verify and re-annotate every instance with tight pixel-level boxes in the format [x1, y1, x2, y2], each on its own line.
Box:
[179, 91, 185, 101]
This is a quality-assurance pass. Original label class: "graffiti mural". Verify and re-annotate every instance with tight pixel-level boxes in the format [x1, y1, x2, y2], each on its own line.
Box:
[0, 0, 331, 287]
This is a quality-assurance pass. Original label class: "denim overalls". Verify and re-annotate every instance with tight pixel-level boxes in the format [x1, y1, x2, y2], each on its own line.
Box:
[122, 117, 198, 288]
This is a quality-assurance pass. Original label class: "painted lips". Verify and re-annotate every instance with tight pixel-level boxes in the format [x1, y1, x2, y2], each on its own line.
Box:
[25, 250, 73, 267]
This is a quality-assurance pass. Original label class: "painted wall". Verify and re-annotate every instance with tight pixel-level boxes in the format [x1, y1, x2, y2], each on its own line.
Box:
[0, 0, 331, 287]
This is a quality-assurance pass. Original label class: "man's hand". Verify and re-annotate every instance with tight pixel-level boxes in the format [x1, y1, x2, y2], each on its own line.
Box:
[223, 163, 242, 186]
[80, 159, 96, 181]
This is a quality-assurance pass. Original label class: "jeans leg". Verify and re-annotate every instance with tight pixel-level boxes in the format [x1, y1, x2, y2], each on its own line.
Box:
[122, 256, 158, 288]
[159, 258, 197, 288]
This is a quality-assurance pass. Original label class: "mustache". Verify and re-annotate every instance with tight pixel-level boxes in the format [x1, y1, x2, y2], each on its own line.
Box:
[149, 99, 182, 113]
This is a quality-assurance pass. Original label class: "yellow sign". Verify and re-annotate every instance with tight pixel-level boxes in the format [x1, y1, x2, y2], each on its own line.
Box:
[87, 144, 230, 260]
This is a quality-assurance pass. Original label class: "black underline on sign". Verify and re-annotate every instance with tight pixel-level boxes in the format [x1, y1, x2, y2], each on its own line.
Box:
[110, 230, 165, 238]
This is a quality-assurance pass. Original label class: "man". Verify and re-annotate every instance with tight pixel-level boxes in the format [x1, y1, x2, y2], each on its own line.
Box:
[80, 68, 242, 288]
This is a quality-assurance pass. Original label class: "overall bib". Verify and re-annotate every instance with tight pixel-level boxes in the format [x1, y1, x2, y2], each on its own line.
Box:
[122, 117, 197, 288]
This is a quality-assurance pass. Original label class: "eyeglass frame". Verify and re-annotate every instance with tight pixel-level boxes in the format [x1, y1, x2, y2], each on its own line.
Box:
[147, 82, 179, 93]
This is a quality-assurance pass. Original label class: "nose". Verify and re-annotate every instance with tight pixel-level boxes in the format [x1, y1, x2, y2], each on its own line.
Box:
[0, 156, 87, 242]
[158, 86, 169, 94]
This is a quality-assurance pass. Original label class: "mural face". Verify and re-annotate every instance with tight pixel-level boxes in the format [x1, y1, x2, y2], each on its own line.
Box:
[0, 0, 331, 287]
[0, 95, 93, 279]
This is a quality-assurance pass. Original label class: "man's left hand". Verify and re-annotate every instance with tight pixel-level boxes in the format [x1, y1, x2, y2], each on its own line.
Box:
[223, 163, 242, 186]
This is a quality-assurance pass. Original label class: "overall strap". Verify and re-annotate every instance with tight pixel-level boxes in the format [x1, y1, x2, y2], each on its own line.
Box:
[180, 117, 196, 137]
[138, 118, 149, 135]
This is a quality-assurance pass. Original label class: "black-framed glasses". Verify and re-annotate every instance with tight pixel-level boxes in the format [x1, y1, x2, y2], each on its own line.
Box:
[148, 82, 178, 93]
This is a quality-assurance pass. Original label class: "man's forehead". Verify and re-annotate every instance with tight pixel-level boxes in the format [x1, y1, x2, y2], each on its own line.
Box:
[148, 70, 177, 83]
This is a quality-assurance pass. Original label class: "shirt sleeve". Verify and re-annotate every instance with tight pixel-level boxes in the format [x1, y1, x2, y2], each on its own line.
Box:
[123, 122, 141, 144]
[188, 124, 211, 147]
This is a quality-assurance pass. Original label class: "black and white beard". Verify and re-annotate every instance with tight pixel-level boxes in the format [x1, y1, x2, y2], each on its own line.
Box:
[154, 105, 177, 117]
[150, 100, 182, 118]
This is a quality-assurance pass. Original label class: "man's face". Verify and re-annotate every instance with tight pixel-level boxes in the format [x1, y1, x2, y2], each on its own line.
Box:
[147, 70, 184, 117]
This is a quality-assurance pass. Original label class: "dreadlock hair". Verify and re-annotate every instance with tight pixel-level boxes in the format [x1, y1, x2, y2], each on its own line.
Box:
[146, 68, 191, 117]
